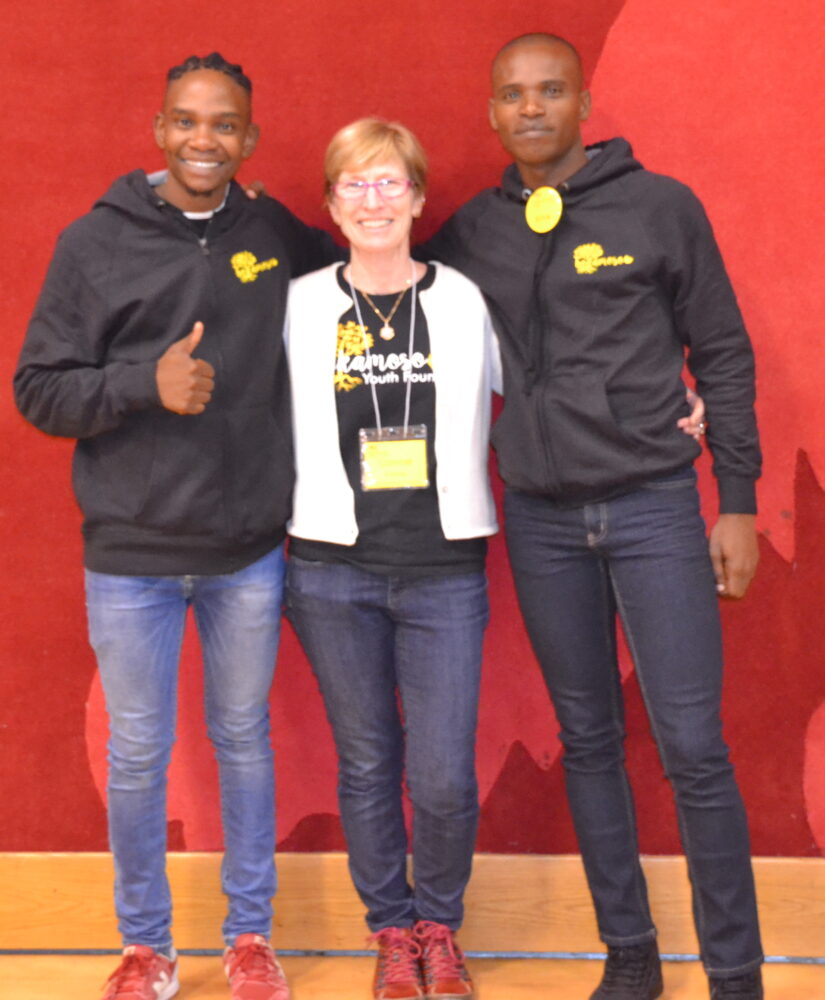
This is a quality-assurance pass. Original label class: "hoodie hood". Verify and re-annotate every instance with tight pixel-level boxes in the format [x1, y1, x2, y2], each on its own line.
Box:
[500, 138, 644, 205]
[91, 169, 247, 238]
[93, 169, 174, 219]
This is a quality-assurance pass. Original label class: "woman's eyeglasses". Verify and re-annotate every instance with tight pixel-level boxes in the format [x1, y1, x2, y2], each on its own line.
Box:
[333, 178, 414, 201]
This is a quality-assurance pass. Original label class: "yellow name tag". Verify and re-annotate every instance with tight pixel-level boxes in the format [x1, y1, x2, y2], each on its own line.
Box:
[360, 425, 429, 491]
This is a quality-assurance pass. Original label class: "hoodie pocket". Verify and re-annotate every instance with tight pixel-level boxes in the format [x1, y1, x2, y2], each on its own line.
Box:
[492, 371, 647, 497]
[73, 409, 229, 535]
[74, 419, 157, 525]
[538, 371, 643, 495]
[132, 411, 230, 535]
[225, 404, 294, 541]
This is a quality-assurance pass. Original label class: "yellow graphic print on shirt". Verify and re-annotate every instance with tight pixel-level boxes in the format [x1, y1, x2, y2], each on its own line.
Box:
[334, 321, 373, 392]
[334, 321, 433, 393]
[230, 251, 280, 283]
[573, 243, 634, 275]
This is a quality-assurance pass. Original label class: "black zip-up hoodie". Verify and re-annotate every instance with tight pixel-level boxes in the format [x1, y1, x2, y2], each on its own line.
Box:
[423, 138, 761, 512]
[14, 170, 338, 574]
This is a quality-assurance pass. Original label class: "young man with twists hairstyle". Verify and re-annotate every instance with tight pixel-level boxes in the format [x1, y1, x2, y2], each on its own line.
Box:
[14, 52, 337, 1000]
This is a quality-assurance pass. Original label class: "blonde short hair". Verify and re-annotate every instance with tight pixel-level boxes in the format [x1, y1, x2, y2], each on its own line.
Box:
[324, 118, 428, 197]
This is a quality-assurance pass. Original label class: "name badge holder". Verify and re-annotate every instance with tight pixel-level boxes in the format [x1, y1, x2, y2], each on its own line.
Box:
[348, 262, 428, 492]
[360, 425, 429, 491]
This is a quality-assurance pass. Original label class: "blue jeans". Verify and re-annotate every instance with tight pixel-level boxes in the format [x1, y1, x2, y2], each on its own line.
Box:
[285, 558, 488, 932]
[85, 545, 285, 951]
[504, 472, 762, 976]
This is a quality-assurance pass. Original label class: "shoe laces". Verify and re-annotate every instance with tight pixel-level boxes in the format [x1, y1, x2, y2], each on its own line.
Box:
[415, 921, 468, 983]
[228, 937, 280, 983]
[104, 947, 158, 992]
[371, 927, 422, 986]
[601, 944, 654, 988]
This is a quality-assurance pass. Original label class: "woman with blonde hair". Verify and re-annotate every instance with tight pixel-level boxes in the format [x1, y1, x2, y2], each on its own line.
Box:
[285, 118, 500, 1000]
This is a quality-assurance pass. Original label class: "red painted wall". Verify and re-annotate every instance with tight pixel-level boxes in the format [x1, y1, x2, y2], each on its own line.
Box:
[2, 0, 824, 855]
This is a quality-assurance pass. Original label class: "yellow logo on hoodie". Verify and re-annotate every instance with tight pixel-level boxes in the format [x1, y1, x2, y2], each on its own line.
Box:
[573, 243, 634, 275]
[231, 251, 279, 283]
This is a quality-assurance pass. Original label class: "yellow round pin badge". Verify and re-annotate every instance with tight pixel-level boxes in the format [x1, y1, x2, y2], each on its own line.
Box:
[525, 186, 563, 233]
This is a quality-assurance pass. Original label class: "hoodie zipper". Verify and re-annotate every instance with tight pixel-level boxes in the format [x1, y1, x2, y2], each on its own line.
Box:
[525, 230, 558, 395]
[526, 190, 566, 493]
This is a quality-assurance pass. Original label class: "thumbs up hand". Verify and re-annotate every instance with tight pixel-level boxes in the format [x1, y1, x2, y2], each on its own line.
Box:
[156, 322, 215, 414]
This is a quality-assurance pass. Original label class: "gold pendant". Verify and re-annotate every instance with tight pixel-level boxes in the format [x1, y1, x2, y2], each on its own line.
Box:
[380, 325, 395, 341]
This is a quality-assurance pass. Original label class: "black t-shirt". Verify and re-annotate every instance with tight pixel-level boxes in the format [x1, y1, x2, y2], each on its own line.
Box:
[182, 215, 211, 238]
[290, 264, 486, 577]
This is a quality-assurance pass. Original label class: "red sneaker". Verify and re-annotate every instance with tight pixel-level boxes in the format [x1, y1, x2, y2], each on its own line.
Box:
[223, 934, 290, 1000]
[100, 945, 179, 1000]
[414, 922, 474, 999]
[370, 926, 425, 999]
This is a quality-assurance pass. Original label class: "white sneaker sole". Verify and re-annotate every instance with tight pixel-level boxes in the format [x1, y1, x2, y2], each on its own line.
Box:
[155, 968, 180, 1000]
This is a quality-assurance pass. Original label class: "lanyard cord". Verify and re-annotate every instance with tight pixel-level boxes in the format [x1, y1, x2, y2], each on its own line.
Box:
[347, 259, 418, 434]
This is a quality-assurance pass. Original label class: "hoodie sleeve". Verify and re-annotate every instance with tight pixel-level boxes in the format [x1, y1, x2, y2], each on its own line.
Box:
[13, 235, 161, 439]
[660, 184, 761, 514]
[254, 195, 343, 277]
[416, 210, 470, 268]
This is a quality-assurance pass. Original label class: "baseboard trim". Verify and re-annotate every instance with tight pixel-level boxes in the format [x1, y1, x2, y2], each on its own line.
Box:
[3, 852, 824, 957]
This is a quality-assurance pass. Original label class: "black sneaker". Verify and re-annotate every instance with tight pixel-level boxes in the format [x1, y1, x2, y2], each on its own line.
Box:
[709, 969, 764, 999]
[589, 940, 664, 999]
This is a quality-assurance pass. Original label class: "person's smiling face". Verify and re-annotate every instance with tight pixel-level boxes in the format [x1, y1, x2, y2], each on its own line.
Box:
[153, 69, 258, 212]
[328, 158, 424, 257]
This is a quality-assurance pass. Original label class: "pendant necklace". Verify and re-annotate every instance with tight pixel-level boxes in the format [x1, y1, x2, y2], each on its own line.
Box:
[359, 285, 409, 341]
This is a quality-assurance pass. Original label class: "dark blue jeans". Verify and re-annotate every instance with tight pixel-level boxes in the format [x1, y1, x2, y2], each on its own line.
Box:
[504, 471, 762, 976]
[286, 558, 488, 932]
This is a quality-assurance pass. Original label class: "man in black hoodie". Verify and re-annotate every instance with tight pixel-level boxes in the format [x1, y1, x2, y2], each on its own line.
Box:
[14, 54, 336, 1000]
[424, 33, 763, 1000]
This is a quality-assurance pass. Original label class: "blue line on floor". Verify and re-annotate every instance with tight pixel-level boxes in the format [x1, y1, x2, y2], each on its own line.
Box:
[2, 949, 824, 965]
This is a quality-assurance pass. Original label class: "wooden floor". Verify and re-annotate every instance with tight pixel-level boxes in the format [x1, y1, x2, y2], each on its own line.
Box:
[5, 854, 825, 996]
[2, 954, 822, 999]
